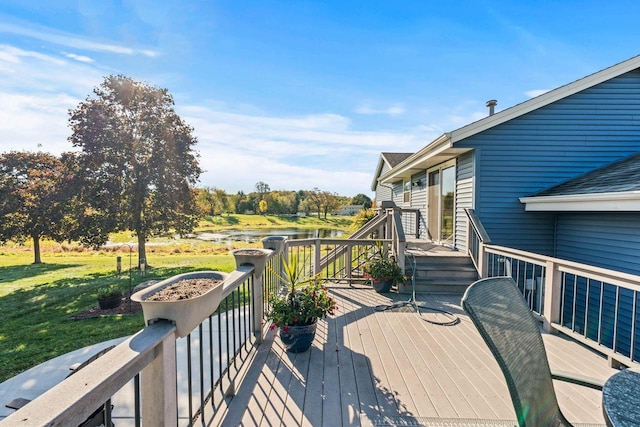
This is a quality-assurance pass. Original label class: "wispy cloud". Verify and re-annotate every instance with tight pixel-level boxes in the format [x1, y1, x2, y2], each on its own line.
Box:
[525, 89, 549, 98]
[64, 52, 94, 63]
[355, 103, 406, 116]
[181, 106, 427, 194]
[0, 22, 157, 57]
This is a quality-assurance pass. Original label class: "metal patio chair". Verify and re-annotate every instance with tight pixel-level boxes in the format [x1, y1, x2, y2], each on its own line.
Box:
[461, 277, 605, 427]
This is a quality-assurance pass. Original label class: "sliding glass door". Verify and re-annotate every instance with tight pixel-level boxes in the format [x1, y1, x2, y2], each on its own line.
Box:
[427, 161, 456, 245]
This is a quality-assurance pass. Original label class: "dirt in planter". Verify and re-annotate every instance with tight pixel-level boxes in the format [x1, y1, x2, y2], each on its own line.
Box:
[145, 278, 223, 302]
[235, 249, 267, 256]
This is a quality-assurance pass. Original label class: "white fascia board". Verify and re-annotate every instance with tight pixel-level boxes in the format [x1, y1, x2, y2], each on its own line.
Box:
[520, 191, 640, 211]
[379, 133, 451, 183]
[451, 55, 640, 143]
[371, 156, 387, 191]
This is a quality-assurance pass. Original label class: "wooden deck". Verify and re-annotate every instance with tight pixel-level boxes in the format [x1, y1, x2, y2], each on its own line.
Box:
[219, 284, 616, 426]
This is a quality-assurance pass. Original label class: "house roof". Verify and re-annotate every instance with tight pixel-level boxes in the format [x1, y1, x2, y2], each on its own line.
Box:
[379, 54, 640, 184]
[381, 152, 413, 168]
[371, 152, 413, 191]
[519, 153, 640, 211]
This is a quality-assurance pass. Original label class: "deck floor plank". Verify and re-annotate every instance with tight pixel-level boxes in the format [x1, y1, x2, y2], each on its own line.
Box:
[222, 285, 614, 427]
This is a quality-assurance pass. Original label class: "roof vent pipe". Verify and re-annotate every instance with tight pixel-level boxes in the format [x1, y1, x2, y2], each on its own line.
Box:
[486, 99, 497, 116]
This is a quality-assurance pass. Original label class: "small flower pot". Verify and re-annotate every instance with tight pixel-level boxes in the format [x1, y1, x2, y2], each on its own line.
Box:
[98, 294, 122, 310]
[131, 271, 228, 338]
[372, 279, 393, 293]
[279, 321, 317, 353]
[231, 248, 273, 277]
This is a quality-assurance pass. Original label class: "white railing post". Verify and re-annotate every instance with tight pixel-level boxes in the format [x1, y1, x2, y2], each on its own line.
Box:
[478, 243, 488, 278]
[141, 330, 177, 427]
[346, 242, 353, 281]
[314, 239, 322, 275]
[253, 269, 265, 344]
[542, 259, 562, 333]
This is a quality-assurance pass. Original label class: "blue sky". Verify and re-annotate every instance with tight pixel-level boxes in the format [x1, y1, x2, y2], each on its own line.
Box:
[1, 1, 640, 196]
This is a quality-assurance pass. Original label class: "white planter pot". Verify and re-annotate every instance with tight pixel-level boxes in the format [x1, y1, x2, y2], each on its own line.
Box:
[131, 271, 228, 338]
[231, 248, 273, 277]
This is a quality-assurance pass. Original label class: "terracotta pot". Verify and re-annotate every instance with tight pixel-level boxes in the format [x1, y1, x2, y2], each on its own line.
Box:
[131, 271, 228, 338]
[279, 321, 317, 353]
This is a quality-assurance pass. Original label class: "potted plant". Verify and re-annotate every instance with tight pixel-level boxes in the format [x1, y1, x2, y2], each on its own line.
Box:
[97, 285, 122, 310]
[363, 252, 406, 293]
[265, 253, 337, 353]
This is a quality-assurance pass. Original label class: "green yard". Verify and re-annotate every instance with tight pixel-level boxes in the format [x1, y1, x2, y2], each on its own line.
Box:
[0, 214, 353, 382]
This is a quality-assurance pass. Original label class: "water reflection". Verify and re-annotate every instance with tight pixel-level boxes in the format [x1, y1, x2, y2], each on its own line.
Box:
[191, 228, 345, 244]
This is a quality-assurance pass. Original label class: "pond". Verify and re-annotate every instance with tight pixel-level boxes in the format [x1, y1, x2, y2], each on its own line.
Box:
[189, 228, 346, 244]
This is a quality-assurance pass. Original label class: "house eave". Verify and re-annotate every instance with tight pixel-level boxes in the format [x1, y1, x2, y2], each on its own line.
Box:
[379, 134, 467, 184]
[520, 191, 640, 211]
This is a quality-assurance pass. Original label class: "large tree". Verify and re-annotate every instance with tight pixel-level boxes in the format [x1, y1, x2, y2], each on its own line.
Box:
[68, 75, 202, 265]
[0, 151, 72, 263]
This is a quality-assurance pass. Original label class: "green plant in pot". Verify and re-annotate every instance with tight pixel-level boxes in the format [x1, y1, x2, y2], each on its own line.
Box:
[363, 247, 406, 293]
[265, 253, 337, 353]
[97, 285, 122, 310]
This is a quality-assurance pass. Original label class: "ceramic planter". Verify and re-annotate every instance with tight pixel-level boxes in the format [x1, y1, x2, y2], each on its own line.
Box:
[372, 279, 393, 293]
[131, 271, 228, 338]
[231, 248, 273, 277]
[279, 321, 317, 353]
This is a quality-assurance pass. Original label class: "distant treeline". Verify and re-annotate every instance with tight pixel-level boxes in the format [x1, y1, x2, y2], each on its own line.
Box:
[195, 181, 373, 218]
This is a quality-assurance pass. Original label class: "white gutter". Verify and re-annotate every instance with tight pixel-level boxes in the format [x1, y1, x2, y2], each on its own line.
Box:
[520, 191, 640, 211]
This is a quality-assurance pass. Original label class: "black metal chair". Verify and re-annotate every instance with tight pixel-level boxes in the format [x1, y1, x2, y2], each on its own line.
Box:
[461, 277, 605, 427]
[6, 345, 115, 427]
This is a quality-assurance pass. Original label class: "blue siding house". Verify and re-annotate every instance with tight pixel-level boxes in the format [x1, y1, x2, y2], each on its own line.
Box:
[372, 54, 640, 276]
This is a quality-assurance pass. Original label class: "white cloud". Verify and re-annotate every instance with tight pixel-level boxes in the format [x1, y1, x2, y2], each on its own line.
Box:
[0, 22, 157, 57]
[64, 52, 94, 63]
[355, 103, 406, 116]
[525, 89, 550, 98]
[181, 106, 426, 195]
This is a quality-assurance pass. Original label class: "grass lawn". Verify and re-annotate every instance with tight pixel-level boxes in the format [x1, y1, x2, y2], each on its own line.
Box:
[196, 213, 353, 232]
[0, 214, 353, 382]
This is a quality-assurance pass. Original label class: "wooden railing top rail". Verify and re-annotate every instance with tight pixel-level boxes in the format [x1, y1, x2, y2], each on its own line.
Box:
[486, 244, 640, 291]
[286, 238, 392, 246]
[2, 321, 176, 426]
[221, 265, 254, 299]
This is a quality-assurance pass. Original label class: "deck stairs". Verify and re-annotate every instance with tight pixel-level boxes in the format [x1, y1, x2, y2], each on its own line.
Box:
[400, 240, 478, 294]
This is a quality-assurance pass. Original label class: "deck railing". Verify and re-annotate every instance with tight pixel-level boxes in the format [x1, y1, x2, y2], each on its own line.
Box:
[1, 235, 387, 426]
[2, 255, 271, 426]
[466, 210, 640, 368]
[285, 237, 389, 283]
[399, 208, 420, 239]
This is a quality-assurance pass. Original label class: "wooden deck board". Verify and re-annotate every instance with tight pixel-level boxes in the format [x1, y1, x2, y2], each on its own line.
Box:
[222, 285, 614, 426]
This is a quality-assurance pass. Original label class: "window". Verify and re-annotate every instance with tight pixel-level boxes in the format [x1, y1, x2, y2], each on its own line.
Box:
[403, 179, 411, 204]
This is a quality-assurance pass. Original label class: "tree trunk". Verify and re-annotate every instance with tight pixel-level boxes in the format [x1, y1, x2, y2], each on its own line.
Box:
[32, 234, 42, 264]
[137, 233, 147, 270]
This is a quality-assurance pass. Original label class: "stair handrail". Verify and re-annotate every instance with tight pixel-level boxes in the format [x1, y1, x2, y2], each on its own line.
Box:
[313, 208, 392, 275]
[465, 208, 491, 277]
[465, 208, 490, 244]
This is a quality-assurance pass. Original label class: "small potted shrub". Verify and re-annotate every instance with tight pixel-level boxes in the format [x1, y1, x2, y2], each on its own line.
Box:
[97, 285, 122, 310]
[363, 254, 406, 293]
[266, 253, 337, 353]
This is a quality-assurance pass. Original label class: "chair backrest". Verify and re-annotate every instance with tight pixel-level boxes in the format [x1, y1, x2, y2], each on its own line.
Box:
[461, 277, 570, 427]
